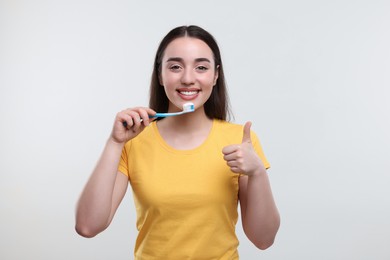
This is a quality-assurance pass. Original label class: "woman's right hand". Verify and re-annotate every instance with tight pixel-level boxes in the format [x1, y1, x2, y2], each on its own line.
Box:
[110, 107, 156, 144]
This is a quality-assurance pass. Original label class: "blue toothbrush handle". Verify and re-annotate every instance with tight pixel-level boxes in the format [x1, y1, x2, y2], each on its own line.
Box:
[123, 111, 185, 127]
[152, 112, 183, 118]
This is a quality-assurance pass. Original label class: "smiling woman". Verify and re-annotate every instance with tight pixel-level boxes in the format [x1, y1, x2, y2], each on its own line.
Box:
[160, 37, 218, 109]
[75, 25, 280, 259]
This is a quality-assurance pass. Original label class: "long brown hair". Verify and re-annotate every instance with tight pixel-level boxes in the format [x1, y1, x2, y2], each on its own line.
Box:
[149, 25, 232, 121]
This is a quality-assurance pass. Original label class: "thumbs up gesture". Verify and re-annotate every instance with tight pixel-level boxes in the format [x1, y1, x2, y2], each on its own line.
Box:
[222, 122, 265, 176]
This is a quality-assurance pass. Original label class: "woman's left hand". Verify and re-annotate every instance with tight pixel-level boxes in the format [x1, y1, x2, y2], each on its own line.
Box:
[222, 121, 266, 176]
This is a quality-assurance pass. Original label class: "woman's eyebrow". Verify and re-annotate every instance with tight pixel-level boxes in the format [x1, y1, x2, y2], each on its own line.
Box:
[166, 57, 211, 63]
[195, 58, 211, 63]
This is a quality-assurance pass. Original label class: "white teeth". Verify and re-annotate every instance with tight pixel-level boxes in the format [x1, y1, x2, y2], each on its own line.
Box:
[180, 91, 198, 96]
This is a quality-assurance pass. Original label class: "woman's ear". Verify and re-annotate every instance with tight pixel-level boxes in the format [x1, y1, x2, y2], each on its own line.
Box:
[213, 65, 220, 85]
[158, 74, 163, 86]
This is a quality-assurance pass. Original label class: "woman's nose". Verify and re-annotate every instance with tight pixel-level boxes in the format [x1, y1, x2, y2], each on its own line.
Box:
[180, 69, 195, 85]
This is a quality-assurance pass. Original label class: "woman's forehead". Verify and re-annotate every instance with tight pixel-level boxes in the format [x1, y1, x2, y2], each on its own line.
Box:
[163, 37, 214, 62]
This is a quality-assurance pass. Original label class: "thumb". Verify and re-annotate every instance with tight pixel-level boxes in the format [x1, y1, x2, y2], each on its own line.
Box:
[242, 121, 252, 143]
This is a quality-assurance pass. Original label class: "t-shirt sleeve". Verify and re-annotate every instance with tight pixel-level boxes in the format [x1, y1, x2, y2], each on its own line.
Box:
[251, 131, 271, 169]
[118, 141, 131, 177]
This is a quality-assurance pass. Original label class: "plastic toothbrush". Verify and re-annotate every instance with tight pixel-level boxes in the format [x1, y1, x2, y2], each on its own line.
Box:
[122, 102, 195, 127]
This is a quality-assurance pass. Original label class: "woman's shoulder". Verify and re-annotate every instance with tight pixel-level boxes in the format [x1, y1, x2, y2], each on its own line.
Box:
[214, 119, 243, 132]
[213, 119, 263, 143]
[213, 119, 245, 142]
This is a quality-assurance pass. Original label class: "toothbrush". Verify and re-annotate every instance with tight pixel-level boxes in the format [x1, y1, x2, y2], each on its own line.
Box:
[152, 102, 195, 118]
[122, 102, 194, 127]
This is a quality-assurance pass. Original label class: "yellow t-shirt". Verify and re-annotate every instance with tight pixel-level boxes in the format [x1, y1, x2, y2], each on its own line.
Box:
[118, 119, 270, 260]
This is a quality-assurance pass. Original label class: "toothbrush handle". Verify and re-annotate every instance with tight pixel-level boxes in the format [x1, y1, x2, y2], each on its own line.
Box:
[122, 112, 182, 127]
[122, 112, 183, 127]
[152, 112, 183, 118]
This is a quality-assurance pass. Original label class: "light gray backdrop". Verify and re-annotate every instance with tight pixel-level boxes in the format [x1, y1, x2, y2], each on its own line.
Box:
[1, 0, 389, 259]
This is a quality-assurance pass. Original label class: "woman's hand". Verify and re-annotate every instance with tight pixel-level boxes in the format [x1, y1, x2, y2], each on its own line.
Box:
[110, 107, 156, 144]
[222, 121, 266, 176]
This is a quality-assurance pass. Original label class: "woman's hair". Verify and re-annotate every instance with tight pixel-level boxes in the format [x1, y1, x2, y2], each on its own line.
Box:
[149, 25, 232, 121]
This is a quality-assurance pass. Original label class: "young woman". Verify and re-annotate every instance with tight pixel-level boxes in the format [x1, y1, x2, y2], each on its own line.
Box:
[75, 25, 280, 259]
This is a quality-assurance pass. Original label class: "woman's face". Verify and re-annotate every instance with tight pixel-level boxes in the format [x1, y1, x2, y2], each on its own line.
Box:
[159, 37, 219, 112]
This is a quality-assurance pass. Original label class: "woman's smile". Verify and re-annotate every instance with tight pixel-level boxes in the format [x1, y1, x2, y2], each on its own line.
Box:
[177, 88, 201, 100]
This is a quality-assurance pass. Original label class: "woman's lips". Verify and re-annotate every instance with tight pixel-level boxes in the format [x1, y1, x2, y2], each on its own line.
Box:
[177, 89, 200, 100]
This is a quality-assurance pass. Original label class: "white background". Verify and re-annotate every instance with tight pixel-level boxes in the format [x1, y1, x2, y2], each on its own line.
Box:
[1, 0, 389, 259]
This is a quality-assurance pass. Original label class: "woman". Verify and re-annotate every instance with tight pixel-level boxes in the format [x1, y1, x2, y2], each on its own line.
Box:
[76, 25, 280, 259]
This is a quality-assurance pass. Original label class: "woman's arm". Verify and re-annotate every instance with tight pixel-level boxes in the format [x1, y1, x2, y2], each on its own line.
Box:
[238, 172, 280, 249]
[75, 107, 155, 237]
[222, 121, 280, 249]
[75, 139, 128, 238]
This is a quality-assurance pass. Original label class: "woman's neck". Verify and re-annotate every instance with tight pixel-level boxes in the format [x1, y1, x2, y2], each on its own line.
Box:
[156, 107, 213, 150]
[158, 106, 212, 133]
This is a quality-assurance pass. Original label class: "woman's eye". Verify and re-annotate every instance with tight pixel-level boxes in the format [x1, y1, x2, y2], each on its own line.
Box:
[169, 65, 182, 71]
[196, 66, 208, 71]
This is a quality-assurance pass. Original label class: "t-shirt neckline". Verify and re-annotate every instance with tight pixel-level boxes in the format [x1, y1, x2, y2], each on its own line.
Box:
[151, 119, 217, 155]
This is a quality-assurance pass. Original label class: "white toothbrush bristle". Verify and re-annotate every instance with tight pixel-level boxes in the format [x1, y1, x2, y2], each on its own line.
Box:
[182, 102, 195, 112]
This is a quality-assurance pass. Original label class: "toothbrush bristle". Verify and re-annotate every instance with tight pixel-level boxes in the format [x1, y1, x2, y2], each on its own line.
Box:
[182, 102, 195, 112]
